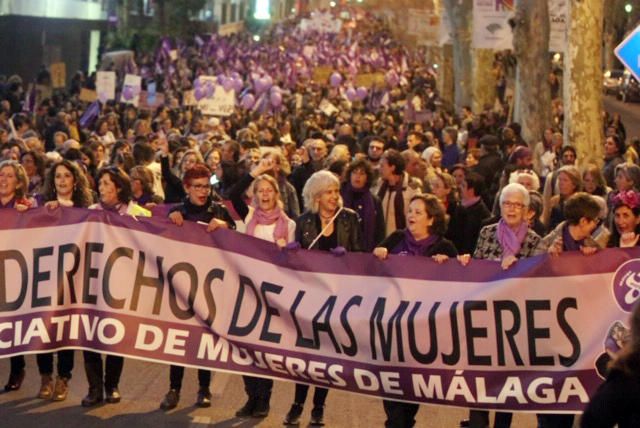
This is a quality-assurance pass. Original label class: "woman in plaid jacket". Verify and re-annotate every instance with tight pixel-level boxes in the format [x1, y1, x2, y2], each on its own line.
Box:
[465, 183, 544, 428]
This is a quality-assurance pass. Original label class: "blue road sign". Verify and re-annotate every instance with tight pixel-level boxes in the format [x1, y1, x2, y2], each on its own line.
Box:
[616, 26, 640, 83]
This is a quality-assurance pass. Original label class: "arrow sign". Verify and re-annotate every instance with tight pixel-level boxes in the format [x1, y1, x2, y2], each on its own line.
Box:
[615, 25, 640, 82]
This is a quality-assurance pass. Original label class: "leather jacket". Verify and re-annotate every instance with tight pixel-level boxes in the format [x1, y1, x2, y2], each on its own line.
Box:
[295, 208, 362, 252]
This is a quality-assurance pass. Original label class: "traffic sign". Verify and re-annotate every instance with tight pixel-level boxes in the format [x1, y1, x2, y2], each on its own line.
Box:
[615, 26, 640, 83]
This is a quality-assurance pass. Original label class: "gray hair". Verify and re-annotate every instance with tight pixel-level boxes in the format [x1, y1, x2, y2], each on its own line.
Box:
[302, 170, 342, 213]
[499, 182, 530, 208]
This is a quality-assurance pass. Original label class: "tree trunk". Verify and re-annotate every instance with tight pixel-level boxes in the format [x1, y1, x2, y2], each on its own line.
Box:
[513, 0, 551, 146]
[443, 0, 472, 111]
[563, 0, 604, 167]
[472, 48, 495, 113]
[438, 44, 455, 108]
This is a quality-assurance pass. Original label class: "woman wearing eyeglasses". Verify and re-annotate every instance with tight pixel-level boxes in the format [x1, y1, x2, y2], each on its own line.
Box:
[228, 157, 296, 419]
[463, 183, 544, 428]
[159, 163, 235, 411]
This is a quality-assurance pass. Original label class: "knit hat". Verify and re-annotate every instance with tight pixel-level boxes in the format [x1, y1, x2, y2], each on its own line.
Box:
[421, 146, 441, 165]
[508, 146, 532, 164]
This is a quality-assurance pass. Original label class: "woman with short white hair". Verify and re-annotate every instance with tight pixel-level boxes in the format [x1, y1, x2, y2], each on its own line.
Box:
[283, 170, 362, 426]
[509, 169, 540, 192]
[464, 182, 543, 428]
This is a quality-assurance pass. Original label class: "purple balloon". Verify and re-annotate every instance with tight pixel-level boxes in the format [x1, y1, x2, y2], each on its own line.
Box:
[330, 72, 342, 88]
[231, 71, 241, 80]
[345, 87, 357, 102]
[254, 77, 269, 94]
[356, 86, 368, 101]
[241, 93, 255, 109]
[231, 77, 243, 92]
[194, 78, 202, 89]
[122, 86, 134, 101]
[270, 91, 282, 107]
[223, 78, 234, 92]
[217, 74, 227, 85]
[205, 82, 215, 98]
[194, 87, 205, 101]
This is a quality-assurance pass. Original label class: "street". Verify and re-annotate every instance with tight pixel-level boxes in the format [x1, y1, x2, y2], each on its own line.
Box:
[0, 355, 541, 428]
[604, 94, 640, 140]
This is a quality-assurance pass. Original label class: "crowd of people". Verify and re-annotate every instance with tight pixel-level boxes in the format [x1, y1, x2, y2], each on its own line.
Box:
[0, 6, 639, 428]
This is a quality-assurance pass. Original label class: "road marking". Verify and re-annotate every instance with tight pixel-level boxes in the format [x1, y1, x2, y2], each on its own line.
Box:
[189, 415, 211, 427]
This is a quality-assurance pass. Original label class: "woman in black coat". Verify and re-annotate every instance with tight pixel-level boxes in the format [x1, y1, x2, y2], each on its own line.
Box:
[284, 170, 362, 426]
[373, 194, 458, 428]
[159, 163, 235, 411]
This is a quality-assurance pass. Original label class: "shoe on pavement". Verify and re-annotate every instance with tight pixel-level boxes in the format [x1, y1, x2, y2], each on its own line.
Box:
[81, 389, 103, 407]
[105, 387, 121, 404]
[195, 388, 211, 408]
[252, 399, 270, 418]
[310, 405, 325, 426]
[160, 389, 180, 410]
[37, 374, 54, 399]
[4, 369, 25, 392]
[236, 399, 256, 417]
[283, 402, 304, 426]
[52, 376, 69, 401]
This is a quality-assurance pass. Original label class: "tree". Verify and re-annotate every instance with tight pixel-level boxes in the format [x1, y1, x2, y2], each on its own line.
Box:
[442, 0, 473, 111]
[512, 0, 551, 146]
[563, 0, 604, 166]
[472, 48, 496, 113]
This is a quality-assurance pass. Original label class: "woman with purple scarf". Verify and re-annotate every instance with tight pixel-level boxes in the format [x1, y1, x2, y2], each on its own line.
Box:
[373, 193, 458, 428]
[229, 157, 295, 419]
[463, 182, 544, 428]
[341, 159, 385, 251]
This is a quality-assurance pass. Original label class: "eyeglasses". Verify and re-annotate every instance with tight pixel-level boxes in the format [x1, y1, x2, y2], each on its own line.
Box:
[190, 184, 211, 192]
[502, 201, 525, 210]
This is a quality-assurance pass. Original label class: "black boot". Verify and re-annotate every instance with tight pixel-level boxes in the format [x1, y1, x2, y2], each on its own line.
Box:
[284, 403, 304, 426]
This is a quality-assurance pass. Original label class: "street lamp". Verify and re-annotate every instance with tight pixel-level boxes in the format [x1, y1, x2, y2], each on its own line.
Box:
[329, 1, 336, 7]
[625, 3, 633, 13]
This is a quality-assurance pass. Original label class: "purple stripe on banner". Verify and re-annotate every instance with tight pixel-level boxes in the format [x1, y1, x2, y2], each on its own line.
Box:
[0, 207, 637, 282]
[0, 308, 593, 412]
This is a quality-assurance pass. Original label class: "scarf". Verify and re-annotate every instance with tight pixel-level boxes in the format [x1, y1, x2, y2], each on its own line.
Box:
[99, 202, 126, 214]
[392, 229, 439, 256]
[341, 183, 376, 251]
[496, 218, 528, 258]
[246, 206, 290, 242]
[377, 176, 405, 230]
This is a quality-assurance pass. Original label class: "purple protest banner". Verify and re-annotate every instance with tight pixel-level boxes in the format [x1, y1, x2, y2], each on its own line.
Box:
[0, 207, 635, 413]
